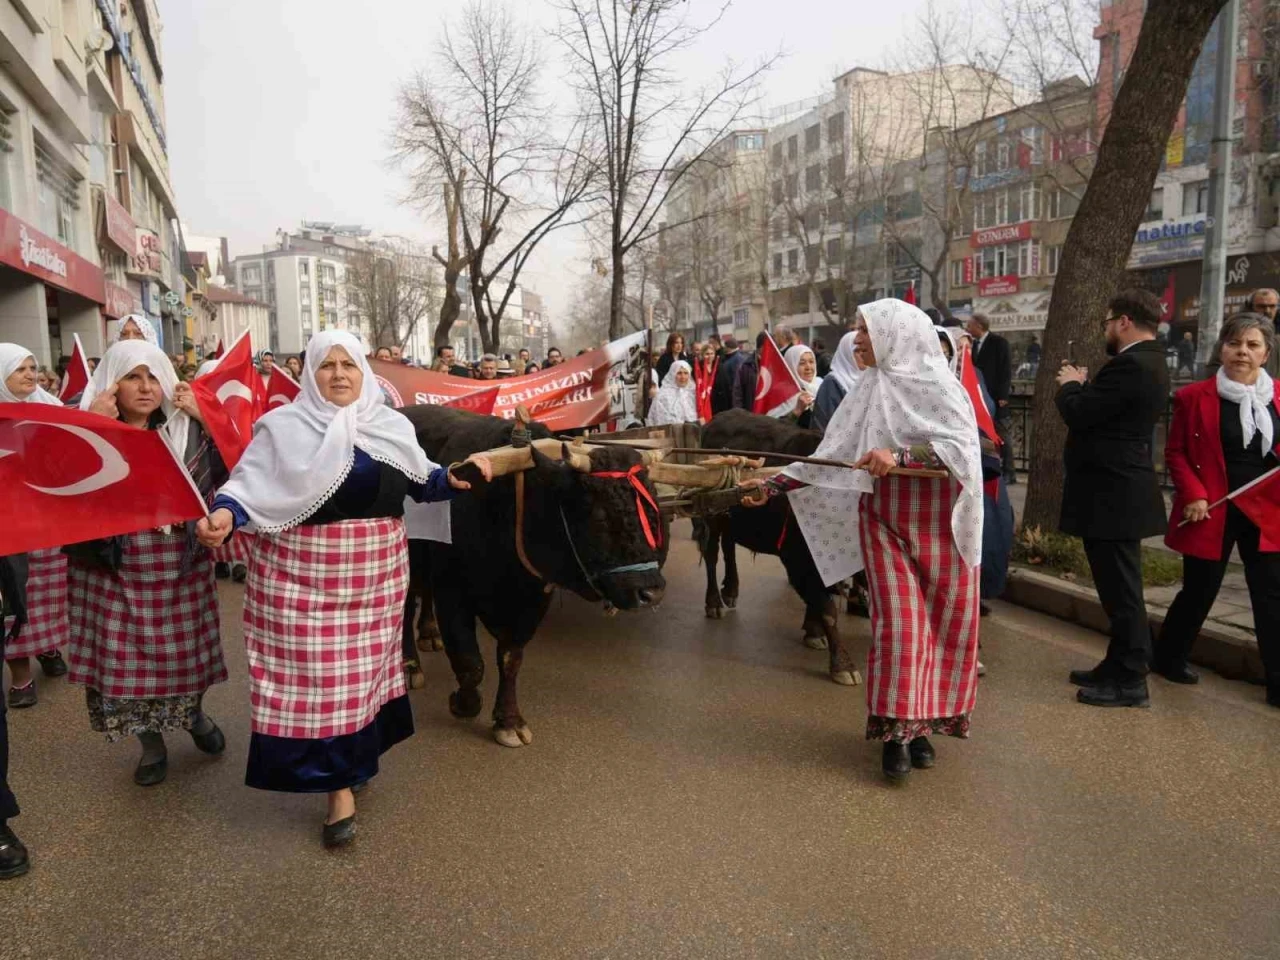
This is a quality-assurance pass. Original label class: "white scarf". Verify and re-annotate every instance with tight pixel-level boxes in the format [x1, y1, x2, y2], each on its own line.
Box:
[937, 327, 971, 379]
[648, 360, 698, 426]
[80, 340, 191, 460]
[0, 343, 60, 404]
[828, 331, 860, 394]
[784, 298, 984, 569]
[1217, 366, 1275, 451]
[113, 313, 159, 346]
[217, 330, 435, 532]
[785, 344, 823, 398]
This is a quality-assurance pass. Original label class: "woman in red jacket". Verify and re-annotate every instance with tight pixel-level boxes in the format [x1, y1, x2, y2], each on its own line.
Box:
[1153, 313, 1280, 707]
[693, 342, 719, 424]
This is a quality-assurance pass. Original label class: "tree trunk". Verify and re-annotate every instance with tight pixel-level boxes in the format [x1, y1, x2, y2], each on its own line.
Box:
[1022, 0, 1228, 532]
[434, 280, 461, 349]
[608, 246, 627, 341]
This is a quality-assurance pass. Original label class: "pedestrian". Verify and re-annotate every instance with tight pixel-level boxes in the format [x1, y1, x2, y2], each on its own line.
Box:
[35, 367, 54, 392]
[647, 360, 698, 426]
[741, 299, 983, 781]
[374, 346, 393, 361]
[655, 333, 689, 382]
[518, 348, 532, 370]
[196, 331, 491, 848]
[967, 313, 1015, 483]
[1153, 313, 1279, 706]
[285, 355, 304, 380]
[0, 552, 30, 878]
[1025, 336, 1042, 376]
[1057, 288, 1170, 707]
[773, 323, 798, 352]
[780, 344, 822, 428]
[112, 314, 159, 345]
[256, 349, 275, 385]
[478, 354, 499, 380]
[71, 340, 230, 785]
[812, 338, 831, 378]
[731, 331, 767, 411]
[710, 336, 744, 415]
[694, 342, 719, 423]
[543, 347, 564, 369]
[0, 345, 69, 710]
[812, 331, 858, 434]
[1175, 331, 1196, 378]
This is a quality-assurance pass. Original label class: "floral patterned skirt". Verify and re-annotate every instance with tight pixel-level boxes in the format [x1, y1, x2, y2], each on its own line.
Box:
[86, 688, 202, 742]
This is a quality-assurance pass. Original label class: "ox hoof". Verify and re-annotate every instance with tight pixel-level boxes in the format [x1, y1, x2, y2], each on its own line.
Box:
[830, 669, 861, 687]
[449, 690, 483, 719]
[416, 624, 441, 652]
[706, 606, 725, 620]
[405, 661, 426, 690]
[431, 635, 444, 652]
[723, 596, 738, 609]
[494, 725, 533, 748]
[803, 634, 828, 651]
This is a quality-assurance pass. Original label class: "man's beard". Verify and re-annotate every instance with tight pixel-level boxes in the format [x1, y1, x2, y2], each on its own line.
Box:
[1104, 332, 1120, 357]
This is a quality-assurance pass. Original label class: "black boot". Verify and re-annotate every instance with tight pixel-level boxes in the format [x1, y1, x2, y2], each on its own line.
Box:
[0, 824, 29, 879]
[908, 736, 936, 769]
[214, 562, 230, 580]
[134, 732, 168, 786]
[35, 652, 67, 677]
[882, 742, 911, 782]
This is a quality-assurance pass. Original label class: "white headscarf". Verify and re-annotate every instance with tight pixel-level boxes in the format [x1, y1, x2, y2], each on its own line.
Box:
[196, 358, 220, 378]
[828, 332, 860, 394]
[784, 298, 984, 569]
[1217, 365, 1276, 452]
[216, 330, 435, 532]
[80, 340, 190, 459]
[0, 343, 60, 404]
[785, 344, 823, 397]
[113, 313, 159, 346]
[647, 359, 698, 426]
[937, 327, 971, 379]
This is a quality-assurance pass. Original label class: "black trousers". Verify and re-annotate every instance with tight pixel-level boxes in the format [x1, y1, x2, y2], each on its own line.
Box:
[0, 633, 18, 822]
[1156, 506, 1280, 697]
[996, 413, 1015, 481]
[1083, 538, 1150, 681]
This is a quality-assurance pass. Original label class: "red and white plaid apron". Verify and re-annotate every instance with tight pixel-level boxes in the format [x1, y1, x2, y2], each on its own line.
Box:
[212, 531, 255, 566]
[859, 474, 979, 723]
[243, 517, 409, 739]
[5, 548, 69, 658]
[66, 531, 226, 699]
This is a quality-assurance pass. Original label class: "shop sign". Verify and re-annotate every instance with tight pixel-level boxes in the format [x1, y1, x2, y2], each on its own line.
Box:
[0, 207, 105, 304]
[974, 290, 1051, 332]
[104, 281, 141, 319]
[132, 228, 163, 277]
[102, 193, 136, 256]
[962, 256, 974, 285]
[978, 275, 1020, 297]
[971, 221, 1033, 248]
[1165, 133, 1185, 169]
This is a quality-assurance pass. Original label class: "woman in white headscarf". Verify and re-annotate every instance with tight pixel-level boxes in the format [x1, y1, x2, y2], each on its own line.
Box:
[779, 344, 823, 428]
[647, 360, 699, 426]
[742, 299, 983, 782]
[812, 332, 859, 434]
[112, 314, 159, 346]
[66, 340, 229, 787]
[0, 344, 70, 709]
[197, 330, 491, 849]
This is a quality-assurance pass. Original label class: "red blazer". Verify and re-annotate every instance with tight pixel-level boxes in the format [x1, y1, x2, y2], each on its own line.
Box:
[1164, 377, 1280, 559]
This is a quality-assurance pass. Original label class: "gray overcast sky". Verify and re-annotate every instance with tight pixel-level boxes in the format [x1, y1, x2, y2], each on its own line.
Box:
[163, 0, 937, 323]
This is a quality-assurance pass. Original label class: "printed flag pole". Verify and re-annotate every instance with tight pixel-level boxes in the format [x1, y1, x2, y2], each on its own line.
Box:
[1176, 463, 1280, 527]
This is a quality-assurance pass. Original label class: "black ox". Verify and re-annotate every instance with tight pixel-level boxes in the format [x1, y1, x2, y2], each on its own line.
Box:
[402, 405, 668, 747]
[699, 409, 858, 687]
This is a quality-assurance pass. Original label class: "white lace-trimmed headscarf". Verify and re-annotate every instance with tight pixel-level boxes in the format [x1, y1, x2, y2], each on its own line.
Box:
[1216, 366, 1276, 452]
[784, 344, 823, 397]
[113, 313, 159, 346]
[0, 343, 60, 404]
[216, 330, 435, 532]
[80, 340, 190, 459]
[784, 298, 984, 568]
[827, 332, 860, 394]
[648, 359, 698, 426]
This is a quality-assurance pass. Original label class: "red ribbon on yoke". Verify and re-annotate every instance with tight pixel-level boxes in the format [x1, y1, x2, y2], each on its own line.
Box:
[590, 464, 664, 551]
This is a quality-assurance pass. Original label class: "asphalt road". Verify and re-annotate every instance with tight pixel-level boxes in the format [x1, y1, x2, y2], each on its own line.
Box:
[2, 525, 1278, 960]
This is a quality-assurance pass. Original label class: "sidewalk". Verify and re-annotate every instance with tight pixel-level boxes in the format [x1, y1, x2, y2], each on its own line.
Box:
[1005, 475, 1255, 637]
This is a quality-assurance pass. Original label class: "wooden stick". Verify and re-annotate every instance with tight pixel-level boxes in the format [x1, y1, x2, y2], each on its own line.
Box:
[664, 446, 949, 479]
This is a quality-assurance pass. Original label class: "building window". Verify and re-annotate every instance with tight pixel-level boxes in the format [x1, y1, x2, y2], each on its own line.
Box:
[805, 245, 820, 272]
[975, 141, 989, 178]
[787, 135, 798, 161]
[827, 113, 844, 144]
[803, 206, 820, 232]
[1182, 180, 1209, 215]
[1145, 188, 1164, 221]
[299, 259, 310, 279]
[1048, 187, 1080, 220]
[771, 143, 783, 166]
[828, 153, 846, 185]
[805, 164, 821, 192]
[996, 141, 1011, 172]
[242, 266, 261, 285]
[1019, 127, 1044, 166]
[1047, 244, 1062, 275]
[787, 248, 798, 273]
[951, 259, 965, 287]
[771, 218, 783, 241]
[733, 307, 749, 328]
[300, 286, 312, 306]
[735, 133, 764, 151]
[826, 236, 843, 264]
[772, 180, 784, 205]
[805, 124, 821, 153]
[35, 140, 82, 250]
[785, 173, 798, 200]
[733, 242, 743, 263]
[1017, 239, 1041, 276]
[0, 107, 16, 213]
[89, 102, 114, 192]
[773, 252, 783, 277]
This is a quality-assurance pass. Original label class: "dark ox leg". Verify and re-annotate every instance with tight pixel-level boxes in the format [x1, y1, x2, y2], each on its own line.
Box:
[487, 594, 550, 749]
[720, 526, 740, 609]
[410, 541, 442, 652]
[429, 546, 484, 718]
[701, 516, 725, 619]
[782, 544, 860, 687]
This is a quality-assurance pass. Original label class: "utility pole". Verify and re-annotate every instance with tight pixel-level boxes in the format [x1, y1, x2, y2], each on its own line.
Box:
[1195, 0, 1240, 375]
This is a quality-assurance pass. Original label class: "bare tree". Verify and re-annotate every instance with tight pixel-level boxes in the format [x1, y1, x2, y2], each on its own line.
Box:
[344, 242, 440, 352]
[394, 0, 597, 354]
[554, 0, 776, 339]
[431, 178, 472, 349]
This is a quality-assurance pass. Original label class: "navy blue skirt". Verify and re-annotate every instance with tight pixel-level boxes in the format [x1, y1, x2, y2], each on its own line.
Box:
[245, 695, 414, 793]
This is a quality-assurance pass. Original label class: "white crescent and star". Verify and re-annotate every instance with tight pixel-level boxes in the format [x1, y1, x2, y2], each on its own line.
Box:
[215, 380, 254, 405]
[0, 421, 130, 496]
[755, 368, 772, 401]
[268, 394, 292, 408]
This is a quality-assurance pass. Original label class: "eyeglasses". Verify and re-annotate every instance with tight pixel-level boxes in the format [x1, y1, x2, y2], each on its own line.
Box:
[1100, 314, 1120, 331]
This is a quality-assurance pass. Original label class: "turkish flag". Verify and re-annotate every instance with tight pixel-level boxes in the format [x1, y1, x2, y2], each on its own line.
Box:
[752, 336, 802, 418]
[57, 334, 91, 403]
[443, 385, 499, 417]
[1231, 465, 1280, 544]
[191, 331, 264, 469]
[212, 339, 225, 360]
[265, 366, 301, 411]
[959, 343, 1000, 446]
[903, 282, 918, 306]
[0, 403, 208, 555]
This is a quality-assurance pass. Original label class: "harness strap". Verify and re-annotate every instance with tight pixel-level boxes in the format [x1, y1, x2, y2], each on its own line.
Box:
[776, 501, 791, 552]
[514, 472, 552, 589]
[589, 464, 664, 551]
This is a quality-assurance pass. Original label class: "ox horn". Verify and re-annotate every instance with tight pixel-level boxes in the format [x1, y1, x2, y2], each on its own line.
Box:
[562, 442, 592, 473]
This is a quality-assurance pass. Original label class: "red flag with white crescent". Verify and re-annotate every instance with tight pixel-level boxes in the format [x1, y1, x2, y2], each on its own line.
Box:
[57, 334, 91, 403]
[903, 281, 918, 306]
[959, 342, 1000, 446]
[1230, 465, 1280, 544]
[211, 338, 225, 360]
[0, 402, 208, 554]
[752, 335, 802, 418]
[265, 366, 301, 411]
[191, 330, 263, 469]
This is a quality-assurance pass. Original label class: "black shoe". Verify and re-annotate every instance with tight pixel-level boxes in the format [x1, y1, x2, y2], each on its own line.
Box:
[322, 815, 356, 848]
[979, 602, 992, 617]
[6, 683, 35, 709]
[214, 562, 230, 580]
[1068, 662, 1113, 687]
[1076, 679, 1150, 708]
[1152, 662, 1199, 685]
[908, 736, 936, 769]
[190, 722, 226, 756]
[231, 563, 247, 584]
[881, 742, 912, 781]
[133, 756, 168, 786]
[35, 652, 67, 678]
[1266, 690, 1280, 709]
[0, 825, 29, 879]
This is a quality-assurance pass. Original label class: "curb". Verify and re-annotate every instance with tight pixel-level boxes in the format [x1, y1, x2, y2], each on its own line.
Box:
[1002, 566, 1264, 684]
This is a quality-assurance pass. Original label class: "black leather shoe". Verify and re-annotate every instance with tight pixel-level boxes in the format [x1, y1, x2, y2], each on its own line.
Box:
[133, 756, 168, 786]
[7, 684, 35, 709]
[0, 825, 29, 879]
[231, 563, 247, 584]
[1069, 662, 1113, 686]
[1152, 662, 1199, 685]
[1077, 679, 1150, 708]
[214, 562, 230, 580]
[909, 736, 936, 769]
[190, 722, 226, 756]
[322, 815, 357, 848]
[882, 742, 912, 781]
[36, 652, 67, 678]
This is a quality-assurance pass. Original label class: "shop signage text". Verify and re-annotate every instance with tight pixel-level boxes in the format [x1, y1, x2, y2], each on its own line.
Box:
[971, 221, 1033, 248]
[104, 281, 142, 320]
[103, 194, 137, 257]
[0, 207, 105, 304]
[19, 225, 67, 278]
[1134, 215, 1209, 245]
[973, 290, 1051, 332]
[132, 229, 163, 277]
[978, 275, 1020, 297]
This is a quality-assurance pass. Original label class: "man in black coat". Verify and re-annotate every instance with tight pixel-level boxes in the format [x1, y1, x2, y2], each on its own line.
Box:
[711, 335, 745, 415]
[1056, 288, 1170, 708]
[967, 313, 1015, 482]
